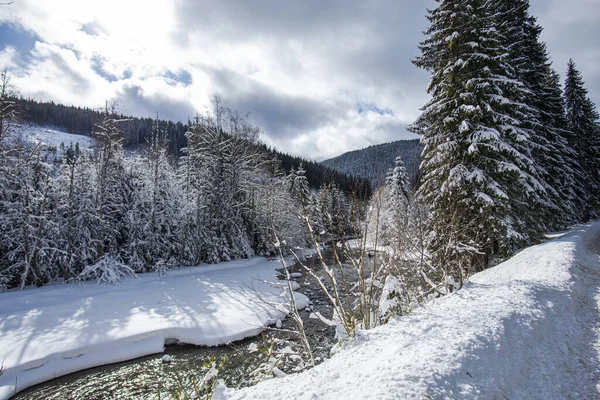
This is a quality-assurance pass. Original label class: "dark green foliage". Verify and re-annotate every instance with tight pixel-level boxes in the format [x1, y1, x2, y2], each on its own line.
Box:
[321, 139, 422, 189]
[564, 60, 600, 218]
[412, 0, 547, 277]
[274, 148, 372, 197]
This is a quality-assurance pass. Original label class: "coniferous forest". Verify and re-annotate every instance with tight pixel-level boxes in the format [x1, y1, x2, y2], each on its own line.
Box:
[1, 0, 600, 398]
[0, 0, 598, 293]
[409, 0, 600, 282]
[0, 91, 366, 289]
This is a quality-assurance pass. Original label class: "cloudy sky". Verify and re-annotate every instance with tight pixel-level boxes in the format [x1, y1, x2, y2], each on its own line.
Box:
[0, 0, 598, 160]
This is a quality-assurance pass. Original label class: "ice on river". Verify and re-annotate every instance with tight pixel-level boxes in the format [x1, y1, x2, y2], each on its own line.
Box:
[0, 257, 307, 399]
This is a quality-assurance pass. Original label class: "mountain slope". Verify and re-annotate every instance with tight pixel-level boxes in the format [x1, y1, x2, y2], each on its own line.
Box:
[321, 139, 422, 188]
[14, 98, 369, 194]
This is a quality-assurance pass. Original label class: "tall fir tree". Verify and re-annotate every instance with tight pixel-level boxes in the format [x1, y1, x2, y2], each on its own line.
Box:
[564, 60, 600, 218]
[412, 0, 546, 280]
[495, 0, 581, 228]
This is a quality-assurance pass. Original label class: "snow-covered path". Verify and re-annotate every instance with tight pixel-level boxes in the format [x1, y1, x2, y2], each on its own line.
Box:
[0, 257, 306, 399]
[222, 222, 600, 400]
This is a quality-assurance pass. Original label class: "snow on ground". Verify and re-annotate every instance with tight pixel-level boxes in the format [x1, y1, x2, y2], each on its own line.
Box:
[18, 124, 95, 150]
[221, 222, 600, 400]
[0, 257, 307, 399]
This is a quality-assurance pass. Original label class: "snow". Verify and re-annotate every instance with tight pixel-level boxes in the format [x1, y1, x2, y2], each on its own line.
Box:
[0, 257, 308, 399]
[220, 222, 600, 400]
[18, 124, 95, 150]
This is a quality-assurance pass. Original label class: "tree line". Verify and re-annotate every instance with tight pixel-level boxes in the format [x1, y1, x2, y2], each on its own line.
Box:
[0, 81, 360, 289]
[14, 97, 370, 195]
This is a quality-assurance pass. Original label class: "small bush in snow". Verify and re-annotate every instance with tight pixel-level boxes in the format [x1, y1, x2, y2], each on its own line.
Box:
[166, 355, 226, 400]
[76, 255, 136, 284]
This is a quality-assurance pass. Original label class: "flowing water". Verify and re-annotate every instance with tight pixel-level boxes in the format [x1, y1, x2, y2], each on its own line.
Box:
[14, 250, 349, 400]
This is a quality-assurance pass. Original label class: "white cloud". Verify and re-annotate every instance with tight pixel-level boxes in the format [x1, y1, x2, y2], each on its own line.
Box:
[0, 0, 598, 160]
[0, 45, 19, 70]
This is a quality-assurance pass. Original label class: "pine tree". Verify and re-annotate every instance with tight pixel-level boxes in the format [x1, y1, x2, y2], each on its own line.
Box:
[564, 60, 600, 218]
[143, 117, 184, 270]
[412, 0, 545, 280]
[0, 70, 19, 143]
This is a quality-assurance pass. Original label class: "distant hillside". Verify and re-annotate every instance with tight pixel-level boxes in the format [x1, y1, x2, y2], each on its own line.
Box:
[321, 139, 422, 188]
[13, 98, 369, 195]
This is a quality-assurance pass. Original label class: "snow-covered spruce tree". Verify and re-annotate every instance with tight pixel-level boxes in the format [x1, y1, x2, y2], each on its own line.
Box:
[365, 157, 440, 307]
[140, 117, 184, 271]
[90, 109, 129, 262]
[121, 155, 148, 270]
[316, 183, 352, 238]
[0, 75, 61, 288]
[0, 143, 59, 288]
[279, 165, 314, 245]
[0, 70, 19, 143]
[180, 120, 245, 262]
[248, 168, 309, 256]
[564, 60, 600, 218]
[495, 1, 580, 228]
[287, 164, 313, 211]
[179, 109, 281, 264]
[412, 0, 547, 281]
[379, 157, 412, 246]
[52, 147, 99, 279]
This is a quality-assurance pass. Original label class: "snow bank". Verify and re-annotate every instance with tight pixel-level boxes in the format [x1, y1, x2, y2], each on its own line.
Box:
[221, 222, 600, 400]
[0, 257, 307, 399]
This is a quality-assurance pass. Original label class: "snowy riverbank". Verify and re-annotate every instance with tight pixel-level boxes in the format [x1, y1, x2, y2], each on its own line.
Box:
[221, 222, 600, 399]
[0, 257, 308, 399]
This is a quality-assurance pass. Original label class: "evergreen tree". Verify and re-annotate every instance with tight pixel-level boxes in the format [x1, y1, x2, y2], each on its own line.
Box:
[0, 70, 19, 143]
[382, 157, 412, 243]
[91, 108, 129, 260]
[366, 156, 412, 247]
[496, 1, 580, 228]
[287, 165, 313, 210]
[564, 60, 600, 218]
[52, 148, 98, 278]
[412, 0, 545, 280]
[144, 118, 184, 270]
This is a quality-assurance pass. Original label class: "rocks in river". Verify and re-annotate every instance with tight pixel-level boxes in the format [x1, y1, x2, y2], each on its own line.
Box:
[275, 320, 283, 329]
[290, 272, 303, 279]
[161, 354, 173, 363]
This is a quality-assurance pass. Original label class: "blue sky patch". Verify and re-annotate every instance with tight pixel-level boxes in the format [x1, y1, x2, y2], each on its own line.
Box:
[164, 69, 192, 87]
[90, 55, 119, 82]
[357, 102, 394, 116]
[0, 23, 37, 56]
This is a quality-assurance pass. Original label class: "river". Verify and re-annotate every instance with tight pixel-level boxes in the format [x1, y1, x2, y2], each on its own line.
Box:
[14, 250, 348, 400]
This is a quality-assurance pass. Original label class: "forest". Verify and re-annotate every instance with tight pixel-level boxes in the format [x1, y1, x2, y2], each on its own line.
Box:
[1, 0, 600, 398]
[0, 0, 599, 298]
[0, 90, 367, 290]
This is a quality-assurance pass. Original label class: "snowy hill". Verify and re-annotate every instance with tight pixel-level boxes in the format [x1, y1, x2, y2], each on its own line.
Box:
[19, 124, 95, 151]
[221, 222, 600, 399]
[321, 139, 422, 188]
